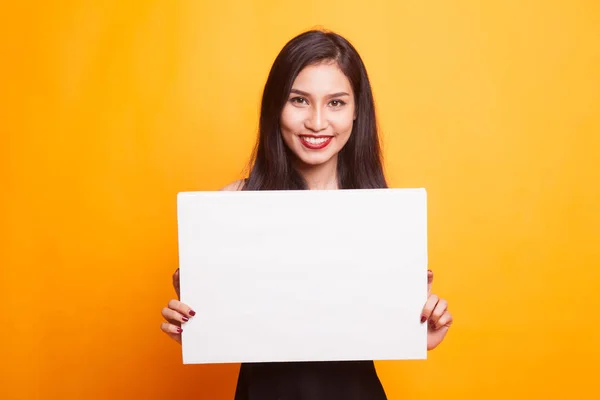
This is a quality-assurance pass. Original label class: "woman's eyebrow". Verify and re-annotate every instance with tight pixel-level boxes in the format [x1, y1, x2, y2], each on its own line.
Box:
[290, 88, 350, 98]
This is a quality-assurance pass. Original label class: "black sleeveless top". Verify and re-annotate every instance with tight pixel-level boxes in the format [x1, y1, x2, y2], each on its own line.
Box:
[233, 360, 387, 400]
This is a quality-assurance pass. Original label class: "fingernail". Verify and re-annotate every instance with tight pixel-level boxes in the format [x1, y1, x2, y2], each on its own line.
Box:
[177, 327, 183, 333]
[189, 310, 196, 316]
[421, 315, 427, 323]
[182, 316, 189, 322]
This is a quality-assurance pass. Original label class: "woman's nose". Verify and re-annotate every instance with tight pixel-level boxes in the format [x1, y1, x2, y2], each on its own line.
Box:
[305, 108, 328, 132]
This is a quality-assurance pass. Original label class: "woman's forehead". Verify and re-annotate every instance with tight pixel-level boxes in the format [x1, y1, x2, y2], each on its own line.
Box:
[292, 63, 353, 96]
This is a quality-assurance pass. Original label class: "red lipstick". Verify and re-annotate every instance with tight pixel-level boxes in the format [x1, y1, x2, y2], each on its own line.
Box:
[299, 135, 333, 150]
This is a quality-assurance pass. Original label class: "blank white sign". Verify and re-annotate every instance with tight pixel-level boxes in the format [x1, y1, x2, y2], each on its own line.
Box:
[177, 188, 428, 364]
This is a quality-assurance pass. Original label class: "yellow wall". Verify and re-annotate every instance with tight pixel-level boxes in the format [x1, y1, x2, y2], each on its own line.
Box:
[2, 1, 599, 399]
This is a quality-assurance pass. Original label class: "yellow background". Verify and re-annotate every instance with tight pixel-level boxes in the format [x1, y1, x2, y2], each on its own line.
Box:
[2, 1, 599, 399]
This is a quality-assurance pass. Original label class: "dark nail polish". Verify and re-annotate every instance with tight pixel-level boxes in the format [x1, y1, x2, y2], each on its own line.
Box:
[421, 315, 427, 323]
[177, 327, 183, 333]
[189, 310, 196, 316]
[182, 316, 189, 322]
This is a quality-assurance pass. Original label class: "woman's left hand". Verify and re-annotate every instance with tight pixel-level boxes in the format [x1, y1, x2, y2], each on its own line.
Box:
[422, 269, 453, 350]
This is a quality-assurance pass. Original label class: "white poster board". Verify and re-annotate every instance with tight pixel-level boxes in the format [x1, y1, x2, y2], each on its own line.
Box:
[177, 188, 428, 364]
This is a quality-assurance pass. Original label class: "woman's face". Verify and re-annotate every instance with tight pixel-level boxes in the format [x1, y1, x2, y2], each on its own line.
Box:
[280, 62, 355, 168]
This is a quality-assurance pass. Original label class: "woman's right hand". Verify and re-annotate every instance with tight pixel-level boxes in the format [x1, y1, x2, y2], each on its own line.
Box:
[160, 268, 196, 344]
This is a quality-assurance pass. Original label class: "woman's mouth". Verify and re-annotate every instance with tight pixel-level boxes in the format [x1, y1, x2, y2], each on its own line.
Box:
[299, 135, 333, 150]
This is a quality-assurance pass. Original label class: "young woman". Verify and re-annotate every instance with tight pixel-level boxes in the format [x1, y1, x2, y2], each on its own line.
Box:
[160, 29, 453, 399]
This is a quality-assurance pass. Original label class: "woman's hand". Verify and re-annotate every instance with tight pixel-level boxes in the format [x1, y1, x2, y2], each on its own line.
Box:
[160, 268, 196, 344]
[422, 270, 453, 350]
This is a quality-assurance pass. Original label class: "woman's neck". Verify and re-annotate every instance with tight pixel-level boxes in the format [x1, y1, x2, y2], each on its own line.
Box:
[294, 155, 339, 190]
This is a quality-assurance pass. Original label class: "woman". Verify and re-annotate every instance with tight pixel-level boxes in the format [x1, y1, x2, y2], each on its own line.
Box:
[161, 29, 453, 399]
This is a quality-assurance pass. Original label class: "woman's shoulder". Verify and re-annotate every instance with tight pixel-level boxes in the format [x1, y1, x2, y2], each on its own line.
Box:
[219, 179, 246, 191]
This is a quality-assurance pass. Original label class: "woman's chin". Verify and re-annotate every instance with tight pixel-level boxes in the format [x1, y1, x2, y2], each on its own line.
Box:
[283, 136, 345, 168]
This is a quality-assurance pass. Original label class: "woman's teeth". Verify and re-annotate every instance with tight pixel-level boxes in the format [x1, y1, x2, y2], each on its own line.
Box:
[302, 136, 329, 144]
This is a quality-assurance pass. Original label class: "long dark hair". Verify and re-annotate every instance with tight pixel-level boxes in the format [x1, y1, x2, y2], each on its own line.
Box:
[243, 29, 387, 190]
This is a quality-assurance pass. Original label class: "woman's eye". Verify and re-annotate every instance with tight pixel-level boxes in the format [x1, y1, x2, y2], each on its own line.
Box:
[291, 97, 308, 105]
[329, 100, 345, 107]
